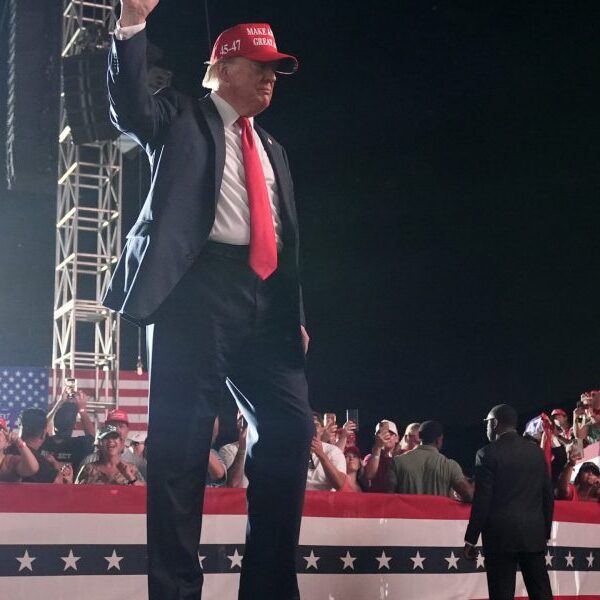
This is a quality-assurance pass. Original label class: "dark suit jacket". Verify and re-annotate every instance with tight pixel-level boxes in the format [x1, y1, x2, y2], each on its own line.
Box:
[103, 31, 304, 325]
[465, 431, 554, 554]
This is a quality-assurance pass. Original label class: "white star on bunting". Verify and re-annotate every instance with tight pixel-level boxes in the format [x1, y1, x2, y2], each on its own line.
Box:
[445, 551, 459, 570]
[340, 550, 357, 570]
[105, 549, 124, 571]
[476, 553, 486, 569]
[303, 550, 320, 570]
[375, 550, 392, 570]
[410, 551, 426, 570]
[16, 550, 36, 572]
[198, 555, 206, 568]
[564, 551, 575, 568]
[585, 552, 594, 568]
[544, 551, 554, 567]
[227, 548, 243, 569]
[61, 549, 81, 571]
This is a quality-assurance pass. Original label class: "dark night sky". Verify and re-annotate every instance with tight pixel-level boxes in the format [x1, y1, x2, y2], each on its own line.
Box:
[1, 1, 599, 467]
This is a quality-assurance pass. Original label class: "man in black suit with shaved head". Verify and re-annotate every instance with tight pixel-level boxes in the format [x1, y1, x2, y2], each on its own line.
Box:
[464, 404, 554, 600]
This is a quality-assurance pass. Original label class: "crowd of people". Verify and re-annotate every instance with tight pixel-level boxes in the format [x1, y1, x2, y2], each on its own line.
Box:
[1, 389, 598, 503]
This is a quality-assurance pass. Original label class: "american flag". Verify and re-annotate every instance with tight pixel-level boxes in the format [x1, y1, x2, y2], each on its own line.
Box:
[0, 367, 51, 429]
[0, 367, 149, 431]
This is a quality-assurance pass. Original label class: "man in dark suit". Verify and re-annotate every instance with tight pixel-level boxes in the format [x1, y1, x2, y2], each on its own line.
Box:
[103, 2, 314, 599]
[464, 404, 554, 600]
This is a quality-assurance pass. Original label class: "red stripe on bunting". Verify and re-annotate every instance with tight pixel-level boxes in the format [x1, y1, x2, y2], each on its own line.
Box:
[0, 483, 147, 513]
[1, 486, 599, 526]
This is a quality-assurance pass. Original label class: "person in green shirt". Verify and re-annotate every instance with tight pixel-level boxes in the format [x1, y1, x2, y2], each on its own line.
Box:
[388, 420, 473, 501]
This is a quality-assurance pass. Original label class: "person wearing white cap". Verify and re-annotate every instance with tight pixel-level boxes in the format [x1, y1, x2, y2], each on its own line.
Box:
[105, 2, 312, 599]
[127, 431, 146, 458]
[362, 419, 399, 492]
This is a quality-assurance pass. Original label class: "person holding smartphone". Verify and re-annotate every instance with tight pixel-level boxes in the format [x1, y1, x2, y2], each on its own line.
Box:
[574, 391, 600, 445]
[307, 413, 347, 491]
[42, 386, 96, 475]
[6, 409, 72, 484]
[0, 418, 40, 482]
[219, 412, 249, 488]
[362, 419, 399, 492]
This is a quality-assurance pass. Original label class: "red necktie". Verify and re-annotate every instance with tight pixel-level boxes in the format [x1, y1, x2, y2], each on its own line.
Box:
[237, 116, 277, 280]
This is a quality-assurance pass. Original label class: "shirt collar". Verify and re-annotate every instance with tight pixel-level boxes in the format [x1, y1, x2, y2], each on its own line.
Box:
[417, 444, 439, 453]
[210, 92, 254, 129]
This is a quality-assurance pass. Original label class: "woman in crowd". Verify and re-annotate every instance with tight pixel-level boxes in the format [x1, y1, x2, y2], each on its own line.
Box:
[556, 446, 600, 501]
[394, 422, 420, 456]
[342, 445, 364, 492]
[76, 425, 143, 485]
[0, 418, 39, 482]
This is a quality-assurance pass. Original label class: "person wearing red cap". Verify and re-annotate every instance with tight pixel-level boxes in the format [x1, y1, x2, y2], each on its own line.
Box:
[104, 3, 312, 599]
[550, 407, 572, 444]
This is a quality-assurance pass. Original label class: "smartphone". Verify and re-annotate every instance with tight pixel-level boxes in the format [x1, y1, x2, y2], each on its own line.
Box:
[238, 416, 247, 429]
[324, 413, 336, 427]
[65, 377, 77, 399]
[346, 408, 359, 430]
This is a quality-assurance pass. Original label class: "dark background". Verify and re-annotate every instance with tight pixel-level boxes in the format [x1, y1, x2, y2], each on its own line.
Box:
[1, 0, 599, 469]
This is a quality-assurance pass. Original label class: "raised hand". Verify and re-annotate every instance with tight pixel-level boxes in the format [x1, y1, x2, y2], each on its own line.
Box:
[120, 0, 160, 27]
[311, 437, 324, 459]
[373, 429, 390, 451]
[60, 463, 74, 484]
[343, 420, 357, 433]
[74, 390, 88, 411]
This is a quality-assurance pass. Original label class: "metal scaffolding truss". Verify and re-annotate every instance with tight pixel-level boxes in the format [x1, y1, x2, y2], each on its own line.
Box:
[52, 0, 121, 409]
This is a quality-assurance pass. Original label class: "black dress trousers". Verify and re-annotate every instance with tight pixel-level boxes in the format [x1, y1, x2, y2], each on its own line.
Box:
[485, 551, 553, 600]
[145, 243, 314, 600]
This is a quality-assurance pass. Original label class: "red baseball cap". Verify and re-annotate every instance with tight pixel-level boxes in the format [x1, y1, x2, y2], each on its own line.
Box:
[106, 409, 129, 425]
[551, 408, 567, 417]
[207, 23, 298, 74]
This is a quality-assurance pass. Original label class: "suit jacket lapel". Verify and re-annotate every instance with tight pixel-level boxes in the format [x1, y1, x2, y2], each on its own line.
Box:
[197, 95, 225, 209]
[255, 125, 298, 239]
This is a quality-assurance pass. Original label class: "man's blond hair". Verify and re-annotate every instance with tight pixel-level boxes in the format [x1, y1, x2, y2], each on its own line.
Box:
[202, 62, 221, 90]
